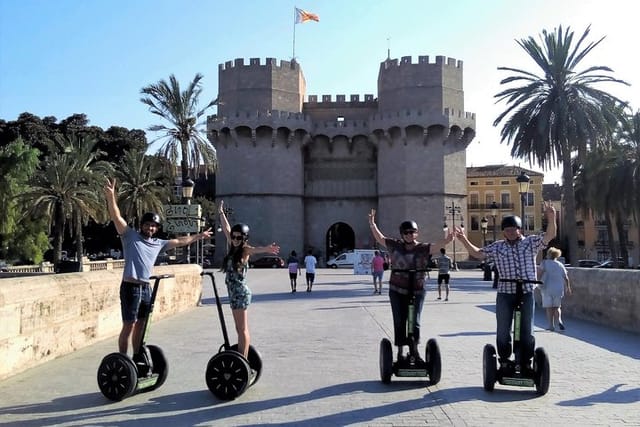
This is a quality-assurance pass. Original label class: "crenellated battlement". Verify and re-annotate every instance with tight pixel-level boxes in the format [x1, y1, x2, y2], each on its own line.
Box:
[208, 109, 312, 129]
[218, 57, 301, 72]
[305, 94, 376, 106]
[371, 107, 475, 122]
[381, 55, 463, 70]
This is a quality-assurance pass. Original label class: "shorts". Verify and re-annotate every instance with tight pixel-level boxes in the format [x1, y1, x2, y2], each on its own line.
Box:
[227, 282, 252, 310]
[372, 271, 383, 280]
[120, 281, 151, 323]
[437, 273, 450, 285]
[289, 272, 298, 279]
[542, 293, 563, 308]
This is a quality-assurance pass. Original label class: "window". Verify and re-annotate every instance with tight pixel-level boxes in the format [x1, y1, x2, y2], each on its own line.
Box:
[501, 180, 509, 185]
[470, 216, 479, 231]
[527, 192, 534, 206]
[469, 193, 479, 208]
[470, 181, 479, 186]
[485, 193, 495, 206]
[501, 193, 510, 205]
[525, 215, 535, 231]
[485, 181, 494, 185]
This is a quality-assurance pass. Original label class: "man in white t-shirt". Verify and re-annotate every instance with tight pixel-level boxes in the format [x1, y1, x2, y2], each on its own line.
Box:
[304, 249, 317, 292]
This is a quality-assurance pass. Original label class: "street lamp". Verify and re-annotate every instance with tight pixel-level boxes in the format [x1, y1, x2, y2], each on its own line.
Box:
[490, 201, 498, 242]
[444, 201, 462, 270]
[182, 178, 195, 263]
[480, 217, 488, 246]
[516, 171, 530, 233]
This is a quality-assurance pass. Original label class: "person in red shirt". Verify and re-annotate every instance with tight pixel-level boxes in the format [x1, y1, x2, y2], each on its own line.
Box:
[371, 250, 385, 294]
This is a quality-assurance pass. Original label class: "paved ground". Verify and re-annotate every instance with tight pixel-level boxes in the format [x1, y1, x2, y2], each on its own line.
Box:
[0, 269, 638, 426]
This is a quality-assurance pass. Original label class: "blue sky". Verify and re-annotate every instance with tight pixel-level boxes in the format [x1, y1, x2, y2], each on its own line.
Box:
[1, 0, 638, 184]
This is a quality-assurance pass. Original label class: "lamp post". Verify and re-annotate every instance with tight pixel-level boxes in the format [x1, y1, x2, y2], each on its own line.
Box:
[516, 171, 530, 234]
[182, 178, 195, 263]
[490, 201, 498, 242]
[444, 201, 462, 270]
[480, 217, 488, 247]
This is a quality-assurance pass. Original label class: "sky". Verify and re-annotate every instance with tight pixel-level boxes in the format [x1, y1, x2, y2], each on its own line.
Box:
[1, 0, 639, 184]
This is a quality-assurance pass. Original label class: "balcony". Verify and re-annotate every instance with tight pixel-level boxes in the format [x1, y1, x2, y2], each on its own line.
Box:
[467, 203, 515, 211]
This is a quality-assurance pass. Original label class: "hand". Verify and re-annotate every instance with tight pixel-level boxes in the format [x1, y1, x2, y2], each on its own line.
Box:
[269, 243, 280, 254]
[104, 178, 116, 197]
[218, 200, 225, 215]
[368, 208, 376, 226]
[543, 200, 556, 218]
[200, 228, 213, 239]
[453, 226, 465, 239]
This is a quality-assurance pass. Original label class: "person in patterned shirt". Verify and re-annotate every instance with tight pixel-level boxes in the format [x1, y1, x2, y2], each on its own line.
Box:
[368, 209, 454, 361]
[454, 201, 556, 371]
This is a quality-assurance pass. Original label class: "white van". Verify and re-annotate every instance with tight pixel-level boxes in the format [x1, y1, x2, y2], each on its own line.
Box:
[327, 249, 379, 274]
[327, 252, 357, 268]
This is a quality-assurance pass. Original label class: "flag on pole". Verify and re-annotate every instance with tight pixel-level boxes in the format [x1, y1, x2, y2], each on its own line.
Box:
[295, 7, 319, 24]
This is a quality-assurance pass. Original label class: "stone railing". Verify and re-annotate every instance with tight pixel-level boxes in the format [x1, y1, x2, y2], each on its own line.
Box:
[0, 264, 202, 381]
[561, 268, 640, 334]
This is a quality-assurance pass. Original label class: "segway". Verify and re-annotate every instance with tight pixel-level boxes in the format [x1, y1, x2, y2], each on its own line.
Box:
[483, 278, 550, 395]
[97, 274, 174, 401]
[379, 268, 441, 385]
[201, 272, 263, 400]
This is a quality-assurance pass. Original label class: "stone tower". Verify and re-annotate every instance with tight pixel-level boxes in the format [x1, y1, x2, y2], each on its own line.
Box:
[208, 55, 475, 265]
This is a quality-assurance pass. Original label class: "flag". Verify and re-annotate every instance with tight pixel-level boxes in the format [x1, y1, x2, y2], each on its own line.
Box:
[295, 7, 319, 24]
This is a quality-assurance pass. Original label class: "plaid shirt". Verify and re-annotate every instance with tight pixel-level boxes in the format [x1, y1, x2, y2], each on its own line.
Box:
[481, 233, 547, 294]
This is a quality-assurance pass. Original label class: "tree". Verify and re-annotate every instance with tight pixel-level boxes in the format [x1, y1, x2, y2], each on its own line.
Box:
[0, 138, 46, 263]
[21, 135, 112, 269]
[113, 149, 172, 228]
[140, 73, 217, 185]
[494, 25, 629, 263]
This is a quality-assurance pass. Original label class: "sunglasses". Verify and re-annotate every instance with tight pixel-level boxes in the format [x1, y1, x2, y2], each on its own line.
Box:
[231, 235, 244, 241]
[402, 230, 418, 235]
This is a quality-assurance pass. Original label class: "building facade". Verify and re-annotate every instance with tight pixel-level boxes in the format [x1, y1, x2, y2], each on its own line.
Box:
[465, 165, 544, 248]
[207, 56, 476, 264]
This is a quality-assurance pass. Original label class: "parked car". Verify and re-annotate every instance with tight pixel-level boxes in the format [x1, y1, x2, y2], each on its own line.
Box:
[595, 259, 626, 269]
[577, 259, 601, 268]
[249, 255, 285, 268]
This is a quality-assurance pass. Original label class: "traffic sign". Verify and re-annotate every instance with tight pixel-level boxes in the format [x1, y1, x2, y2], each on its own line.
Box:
[162, 204, 202, 219]
[164, 218, 203, 233]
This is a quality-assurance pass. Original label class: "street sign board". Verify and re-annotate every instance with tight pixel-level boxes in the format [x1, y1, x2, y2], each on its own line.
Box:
[164, 218, 203, 233]
[162, 204, 202, 219]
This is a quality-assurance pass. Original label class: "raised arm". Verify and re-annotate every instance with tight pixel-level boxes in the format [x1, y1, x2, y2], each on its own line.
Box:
[454, 225, 486, 260]
[218, 200, 231, 242]
[429, 232, 455, 256]
[247, 243, 280, 257]
[104, 178, 128, 235]
[368, 209, 387, 248]
[542, 200, 557, 245]
[166, 228, 213, 250]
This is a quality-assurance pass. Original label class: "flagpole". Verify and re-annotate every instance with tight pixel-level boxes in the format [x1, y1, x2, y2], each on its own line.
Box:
[292, 7, 297, 60]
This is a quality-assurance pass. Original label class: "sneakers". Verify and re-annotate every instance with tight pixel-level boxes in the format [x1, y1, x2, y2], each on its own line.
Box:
[559, 322, 566, 331]
[444, 297, 449, 301]
[436, 296, 441, 300]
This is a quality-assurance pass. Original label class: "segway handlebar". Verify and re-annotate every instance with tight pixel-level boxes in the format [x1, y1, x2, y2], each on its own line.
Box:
[149, 274, 175, 281]
[390, 268, 432, 273]
[499, 278, 543, 285]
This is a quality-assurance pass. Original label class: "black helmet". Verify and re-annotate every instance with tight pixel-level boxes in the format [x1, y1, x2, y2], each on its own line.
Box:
[399, 220, 418, 234]
[231, 223, 250, 239]
[141, 212, 161, 226]
[501, 215, 522, 230]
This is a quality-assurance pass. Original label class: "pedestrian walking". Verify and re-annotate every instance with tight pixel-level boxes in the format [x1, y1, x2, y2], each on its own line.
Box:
[287, 250, 301, 293]
[436, 248, 453, 301]
[537, 247, 572, 331]
[371, 250, 385, 294]
[303, 249, 317, 292]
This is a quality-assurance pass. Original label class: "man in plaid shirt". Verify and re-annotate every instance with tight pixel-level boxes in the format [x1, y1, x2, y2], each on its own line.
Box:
[455, 201, 556, 371]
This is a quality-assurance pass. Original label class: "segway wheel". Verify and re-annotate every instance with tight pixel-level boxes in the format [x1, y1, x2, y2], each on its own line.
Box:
[230, 344, 263, 385]
[425, 338, 442, 385]
[97, 352, 137, 401]
[379, 338, 393, 384]
[534, 347, 550, 395]
[482, 344, 497, 391]
[205, 351, 251, 400]
[143, 344, 169, 391]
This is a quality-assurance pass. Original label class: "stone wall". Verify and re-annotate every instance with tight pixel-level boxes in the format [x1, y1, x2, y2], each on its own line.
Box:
[561, 268, 640, 333]
[0, 264, 202, 381]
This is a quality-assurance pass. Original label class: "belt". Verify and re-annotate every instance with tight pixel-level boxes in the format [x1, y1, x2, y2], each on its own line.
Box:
[122, 280, 149, 287]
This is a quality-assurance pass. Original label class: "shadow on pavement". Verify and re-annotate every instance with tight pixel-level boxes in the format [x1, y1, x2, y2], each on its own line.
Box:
[557, 383, 640, 406]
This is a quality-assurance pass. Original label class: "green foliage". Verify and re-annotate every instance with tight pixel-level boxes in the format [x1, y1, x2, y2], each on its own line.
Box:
[140, 73, 218, 182]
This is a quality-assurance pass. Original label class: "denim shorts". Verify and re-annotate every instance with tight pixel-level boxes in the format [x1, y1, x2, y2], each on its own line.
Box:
[372, 271, 383, 280]
[120, 281, 151, 322]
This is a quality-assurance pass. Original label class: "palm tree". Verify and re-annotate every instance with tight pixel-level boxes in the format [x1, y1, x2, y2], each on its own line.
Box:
[114, 149, 172, 228]
[22, 135, 112, 269]
[494, 25, 629, 263]
[140, 73, 217, 186]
